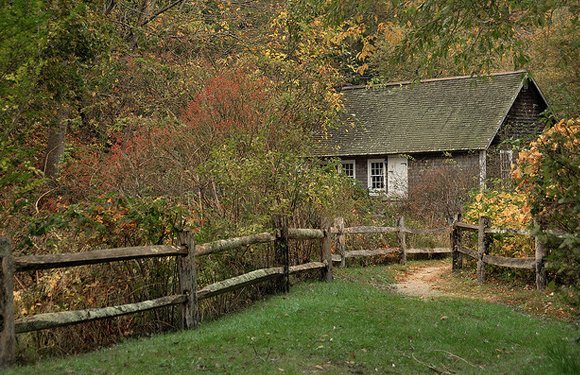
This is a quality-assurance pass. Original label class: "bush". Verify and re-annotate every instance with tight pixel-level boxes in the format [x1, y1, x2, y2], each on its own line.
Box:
[513, 118, 579, 288]
[9, 68, 368, 358]
[405, 159, 477, 226]
[464, 189, 534, 258]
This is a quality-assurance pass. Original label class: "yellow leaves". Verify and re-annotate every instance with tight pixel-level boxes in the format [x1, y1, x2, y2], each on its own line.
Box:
[515, 147, 541, 179]
[465, 190, 531, 229]
[514, 118, 579, 198]
[267, 13, 367, 66]
[356, 63, 369, 75]
[532, 118, 578, 149]
[263, 48, 288, 62]
[465, 190, 534, 257]
[325, 91, 344, 112]
[356, 40, 375, 62]
[377, 22, 403, 44]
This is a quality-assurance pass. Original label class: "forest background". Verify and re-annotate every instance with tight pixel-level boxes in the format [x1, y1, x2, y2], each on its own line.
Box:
[0, 0, 578, 358]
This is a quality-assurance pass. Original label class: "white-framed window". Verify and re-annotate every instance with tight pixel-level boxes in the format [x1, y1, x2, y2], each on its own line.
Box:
[340, 159, 356, 179]
[500, 150, 514, 181]
[367, 159, 386, 193]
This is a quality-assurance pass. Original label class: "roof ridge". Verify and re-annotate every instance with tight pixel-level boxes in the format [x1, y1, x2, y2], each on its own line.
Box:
[341, 70, 527, 91]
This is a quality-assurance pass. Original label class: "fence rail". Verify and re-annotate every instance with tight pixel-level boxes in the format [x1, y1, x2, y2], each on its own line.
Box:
[195, 232, 275, 256]
[15, 295, 187, 334]
[482, 254, 535, 269]
[336, 226, 398, 234]
[0, 214, 556, 367]
[14, 245, 187, 272]
[332, 216, 452, 266]
[452, 215, 548, 289]
[0, 215, 334, 367]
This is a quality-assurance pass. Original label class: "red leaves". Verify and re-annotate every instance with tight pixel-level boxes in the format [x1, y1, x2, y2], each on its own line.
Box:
[182, 69, 271, 134]
[59, 69, 279, 201]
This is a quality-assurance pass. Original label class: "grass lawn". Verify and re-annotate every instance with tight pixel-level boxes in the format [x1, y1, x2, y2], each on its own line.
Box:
[6, 266, 579, 374]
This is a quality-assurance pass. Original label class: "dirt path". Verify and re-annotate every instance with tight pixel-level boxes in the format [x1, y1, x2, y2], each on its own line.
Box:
[395, 263, 451, 298]
[391, 262, 575, 321]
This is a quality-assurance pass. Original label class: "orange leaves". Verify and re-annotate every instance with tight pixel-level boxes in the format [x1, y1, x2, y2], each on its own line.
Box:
[467, 118, 579, 259]
[514, 118, 579, 199]
[182, 69, 271, 134]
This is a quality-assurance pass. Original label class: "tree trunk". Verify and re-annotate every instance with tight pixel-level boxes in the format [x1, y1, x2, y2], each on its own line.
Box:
[44, 107, 70, 179]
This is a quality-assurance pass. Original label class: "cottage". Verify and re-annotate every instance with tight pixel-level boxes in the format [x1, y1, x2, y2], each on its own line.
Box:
[315, 70, 549, 198]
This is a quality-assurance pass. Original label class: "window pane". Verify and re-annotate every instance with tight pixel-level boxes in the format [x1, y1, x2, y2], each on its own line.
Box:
[341, 161, 355, 178]
[500, 150, 513, 180]
[369, 161, 384, 189]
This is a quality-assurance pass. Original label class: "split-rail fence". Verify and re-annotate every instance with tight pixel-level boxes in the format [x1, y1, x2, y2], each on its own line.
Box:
[0, 215, 553, 366]
[451, 215, 550, 290]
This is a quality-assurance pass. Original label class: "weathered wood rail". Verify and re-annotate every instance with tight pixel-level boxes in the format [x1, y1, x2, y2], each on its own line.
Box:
[14, 245, 188, 272]
[15, 295, 188, 334]
[0, 216, 333, 367]
[0, 214, 557, 367]
[451, 216, 548, 290]
[332, 215, 556, 292]
[331, 216, 451, 266]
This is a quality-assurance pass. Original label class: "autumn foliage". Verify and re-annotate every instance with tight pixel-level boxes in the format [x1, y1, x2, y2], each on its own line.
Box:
[2, 0, 578, 360]
[513, 119, 579, 229]
[464, 190, 533, 258]
[464, 119, 579, 286]
[182, 70, 270, 134]
[513, 118, 579, 287]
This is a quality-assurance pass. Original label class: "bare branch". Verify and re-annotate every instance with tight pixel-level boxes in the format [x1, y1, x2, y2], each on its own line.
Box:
[141, 0, 185, 26]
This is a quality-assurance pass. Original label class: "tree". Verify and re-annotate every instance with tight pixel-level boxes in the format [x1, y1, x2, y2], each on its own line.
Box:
[368, 2, 577, 86]
[526, 7, 579, 117]
[0, 1, 110, 180]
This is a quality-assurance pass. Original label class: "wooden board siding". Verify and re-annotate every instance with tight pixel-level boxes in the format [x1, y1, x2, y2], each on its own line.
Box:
[338, 152, 480, 198]
[408, 152, 480, 195]
[487, 82, 547, 181]
[353, 156, 369, 189]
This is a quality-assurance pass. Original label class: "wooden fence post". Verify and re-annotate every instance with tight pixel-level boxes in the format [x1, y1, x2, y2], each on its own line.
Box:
[534, 221, 548, 290]
[397, 216, 407, 264]
[177, 230, 199, 329]
[334, 217, 346, 268]
[451, 214, 462, 271]
[321, 218, 333, 282]
[477, 216, 490, 284]
[274, 215, 290, 293]
[0, 238, 15, 366]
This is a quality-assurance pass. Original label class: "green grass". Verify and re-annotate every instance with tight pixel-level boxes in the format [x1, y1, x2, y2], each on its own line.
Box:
[6, 266, 579, 374]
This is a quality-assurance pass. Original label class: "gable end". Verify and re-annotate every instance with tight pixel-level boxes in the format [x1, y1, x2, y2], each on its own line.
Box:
[495, 79, 548, 145]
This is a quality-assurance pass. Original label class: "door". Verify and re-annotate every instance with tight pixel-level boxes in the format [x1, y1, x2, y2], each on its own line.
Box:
[387, 156, 408, 198]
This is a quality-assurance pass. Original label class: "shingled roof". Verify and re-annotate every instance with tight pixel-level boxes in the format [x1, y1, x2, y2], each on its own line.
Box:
[315, 71, 543, 157]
